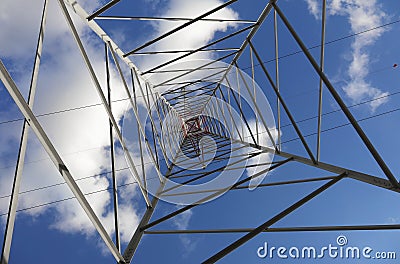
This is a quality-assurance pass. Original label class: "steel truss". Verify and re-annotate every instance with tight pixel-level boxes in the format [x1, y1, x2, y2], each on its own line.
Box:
[1, 0, 399, 263]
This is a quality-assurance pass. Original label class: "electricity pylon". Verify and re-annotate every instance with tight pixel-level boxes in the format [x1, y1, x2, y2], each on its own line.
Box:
[1, 0, 399, 263]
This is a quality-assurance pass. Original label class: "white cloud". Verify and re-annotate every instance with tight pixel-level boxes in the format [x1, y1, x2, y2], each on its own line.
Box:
[172, 207, 197, 253]
[242, 120, 278, 190]
[305, 0, 320, 19]
[172, 207, 192, 230]
[305, 0, 389, 111]
[386, 217, 400, 224]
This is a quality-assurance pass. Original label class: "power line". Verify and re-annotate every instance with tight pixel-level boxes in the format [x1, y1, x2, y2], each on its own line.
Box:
[0, 180, 139, 217]
[278, 65, 399, 101]
[280, 90, 400, 129]
[0, 97, 131, 126]
[0, 145, 112, 171]
[281, 105, 400, 145]
[0, 167, 130, 200]
[0, 142, 166, 172]
[241, 18, 400, 71]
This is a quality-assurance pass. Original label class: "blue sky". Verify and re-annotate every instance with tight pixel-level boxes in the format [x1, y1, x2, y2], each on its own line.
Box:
[1, 0, 400, 263]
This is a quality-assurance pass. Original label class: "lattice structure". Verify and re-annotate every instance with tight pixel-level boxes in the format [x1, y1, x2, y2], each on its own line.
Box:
[1, 0, 399, 263]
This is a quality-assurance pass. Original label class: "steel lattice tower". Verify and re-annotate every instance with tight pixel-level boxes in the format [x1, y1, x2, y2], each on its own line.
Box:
[1, 0, 399, 263]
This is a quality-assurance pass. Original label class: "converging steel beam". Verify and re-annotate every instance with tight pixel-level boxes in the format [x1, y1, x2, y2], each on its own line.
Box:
[97, 15, 255, 23]
[123, 0, 238, 57]
[155, 66, 228, 75]
[161, 176, 336, 197]
[0, 60, 125, 263]
[274, 9, 281, 151]
[1, 1, 48, 263]
[105, 44, 121, 254]
[272, 2, 400, 188]
[87, 0, 120, 21]
[317, 0, 327, 161]
[122, 158, 179, 263]
[130, 70, 148, 197]
[229, 136, 400, 193]
[57, 0, 151, 206]
[131, 47, 239, 55]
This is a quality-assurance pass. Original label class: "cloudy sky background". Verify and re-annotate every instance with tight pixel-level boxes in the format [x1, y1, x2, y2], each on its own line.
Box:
[1, 0, 400, 263]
